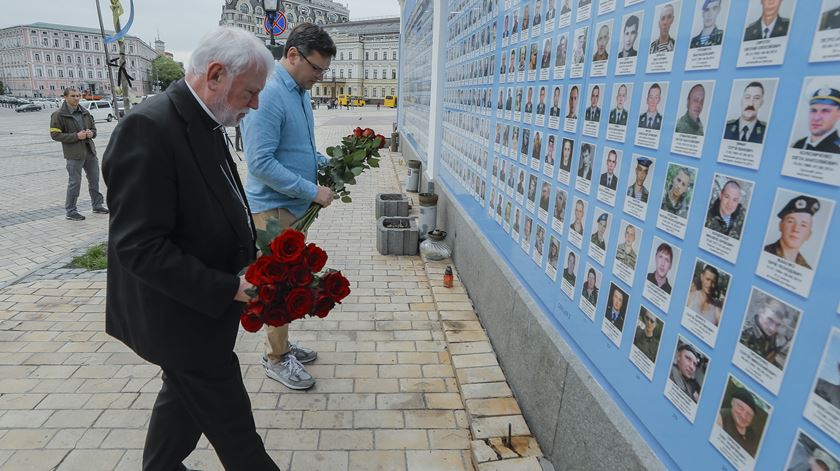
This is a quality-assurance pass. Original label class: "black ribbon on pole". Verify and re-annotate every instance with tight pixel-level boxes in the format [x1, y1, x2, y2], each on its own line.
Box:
[108, 57, 134, 90]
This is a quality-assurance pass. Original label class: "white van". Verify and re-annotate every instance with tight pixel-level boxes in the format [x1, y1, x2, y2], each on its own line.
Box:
[79, 100, 116, 122]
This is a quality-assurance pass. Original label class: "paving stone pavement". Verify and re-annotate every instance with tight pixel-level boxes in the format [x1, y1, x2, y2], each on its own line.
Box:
[0, 106, 537, 470]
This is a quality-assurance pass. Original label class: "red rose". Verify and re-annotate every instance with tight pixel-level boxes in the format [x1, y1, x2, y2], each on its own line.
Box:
[312, 295, 336, 318]
[289, 263, 314, 287]
[304, 243, 328, 272]
[285, 287, 314, 320]
[259, 284, 278, 303]
[245, 256, 274, 286]
[375, 134, 386, 149]
[362, 128, 375, 138]
[263, 304, 289, 327]
[353, 126, 364, 137]
[269, 229, 306, 263]
[240, 311, 264, 332]
[264, 259, 289, 283]
[322, 271, 351, 302]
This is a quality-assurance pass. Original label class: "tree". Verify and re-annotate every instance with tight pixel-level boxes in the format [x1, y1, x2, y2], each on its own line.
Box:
[0, 79, 6, 95]
[152, 55, 185, 91]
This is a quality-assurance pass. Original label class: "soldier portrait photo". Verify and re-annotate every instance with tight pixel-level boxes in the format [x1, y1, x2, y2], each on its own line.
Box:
[820, 0, 840, 31]
[669, 338, 707, 403]
[638, 82, 665, 130]
[590, 211, 609, 250]
[689, 0, 725, 48]
[609, 83, 631, 126]
[592, 22, 611, 62]
[739, 288, 800, 370]
[813, 329, 840, 410]
[604, 283, 628, 331]
[762, 192, 828, 270]
[554, 188, 567, 224]
[790, 85, 840, 155]
[581, 265, 600, 307]
[674, 82, 708, 137]
[743, 0, 792, 41]
[577, 142, 594, 180]
[563, 250, 578, 286]
[714, 377, 771, 459]
[704, 175, 753, 241]
[660, 165, 696, 219]
[723, 80, 773, 144]
[646, 240, 678, 295]
[570, 198, 586, 235]
[615, 221, 640, 270]
[618, 13, 641, 58]
[626, 156, 652, 203]
[584, 84, 602, 122]
[633, 307, 663, 363]
[785, 431, 839, 471]
[560, 138, 574, 172]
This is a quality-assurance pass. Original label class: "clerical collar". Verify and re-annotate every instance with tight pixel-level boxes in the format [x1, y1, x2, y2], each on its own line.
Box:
[185, 80, 222, 127]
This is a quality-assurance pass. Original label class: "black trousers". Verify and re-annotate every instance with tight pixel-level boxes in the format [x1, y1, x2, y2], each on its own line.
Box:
[143, 353, 278, 471]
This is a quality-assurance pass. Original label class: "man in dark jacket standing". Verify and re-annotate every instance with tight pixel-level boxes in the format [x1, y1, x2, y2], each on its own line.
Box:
[102, 27, 279, 470]
[49, 87, 108, 221]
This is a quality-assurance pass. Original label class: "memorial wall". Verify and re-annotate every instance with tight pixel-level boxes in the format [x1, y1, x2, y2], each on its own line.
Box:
[398, 0, 840, 469]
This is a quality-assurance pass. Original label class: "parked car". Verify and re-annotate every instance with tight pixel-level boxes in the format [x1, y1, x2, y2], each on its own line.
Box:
[15, 103, 42, 112]
[79, 100, 116, 122]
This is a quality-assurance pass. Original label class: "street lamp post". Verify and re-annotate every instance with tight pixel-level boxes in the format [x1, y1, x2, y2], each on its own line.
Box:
[262, 0, 284, 60]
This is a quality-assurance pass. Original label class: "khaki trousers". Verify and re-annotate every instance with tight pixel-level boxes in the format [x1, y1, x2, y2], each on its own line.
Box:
[252, 208, 300, 364]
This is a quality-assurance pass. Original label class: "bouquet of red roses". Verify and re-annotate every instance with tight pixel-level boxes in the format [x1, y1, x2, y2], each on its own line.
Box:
[239, 226, 350, 332]
[290, 127, 386, 232]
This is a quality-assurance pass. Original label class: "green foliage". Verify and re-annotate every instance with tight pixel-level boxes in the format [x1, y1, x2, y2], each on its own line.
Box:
[152, 55, 185, 90]
[67, 243, 107, 270]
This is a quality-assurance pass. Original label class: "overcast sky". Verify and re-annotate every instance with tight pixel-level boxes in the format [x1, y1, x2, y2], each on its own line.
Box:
[1, 0, 401, 64]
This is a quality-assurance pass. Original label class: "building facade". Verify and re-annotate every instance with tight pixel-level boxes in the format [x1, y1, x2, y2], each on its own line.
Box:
[318, 17, 400, 104]
[0, 23, 159, 98]
[218, 0, 349, 43]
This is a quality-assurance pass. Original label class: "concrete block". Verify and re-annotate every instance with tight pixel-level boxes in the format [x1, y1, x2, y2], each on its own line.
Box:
[376, 217, 418, 256]
[375, 193, 409, 219]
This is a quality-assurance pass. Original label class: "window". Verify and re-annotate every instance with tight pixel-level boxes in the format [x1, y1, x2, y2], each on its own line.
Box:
[392, 51, 397, 60]
[84, 41, 89, 50]
[96, 58, 101, 66]
[34, 53, 40, 62]
[94, 42, 99, 51]
[374, 52, 378, 60]
[340, 52, 344, 60]
[76, 55, 81, 64]
[45, 54, 51, 63]
[97, 71, 102, 79]
[315, 86, 320, 95]
[340, 87, 344, 94]
[373, 69, 378, 79]
[129, 45, 134, 53]
[348, 87, 351, 95]
[47, 69, 53, 77]
[373, 88, 377, 97]
[392, 69, 396, 79]
[339, 69, 344, 78]
[86, 57, 91, 65]
[68, 69, 73, 78]
[65, 39, 70, 48]
[391, 87, 395, 95]
[365, 52, 369, 60]
[130, 60, 135, 68]
[58, 69, 64, 78]
[75, 40, 80, 49]
[381, 87, 386, 97]
[239, 2, 250, 13]
[365, 87, 369, 96]
[53, 38, 59, 47]
[36, 68, 43, 77]
[42, 37, 48, 46]
[365, 69, 369, 79]
[348, 52, 352, 60]
[382, 69, 386, 79]
[88, 71, 93, 79]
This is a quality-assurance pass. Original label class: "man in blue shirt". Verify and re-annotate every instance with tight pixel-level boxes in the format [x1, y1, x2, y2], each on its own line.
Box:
[242, 23, 336, 390]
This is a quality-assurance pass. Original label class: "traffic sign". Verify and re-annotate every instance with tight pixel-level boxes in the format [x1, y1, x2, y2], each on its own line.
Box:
[263, 12, 287, 37]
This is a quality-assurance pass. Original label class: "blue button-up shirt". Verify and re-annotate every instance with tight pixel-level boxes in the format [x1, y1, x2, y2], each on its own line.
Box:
[242, 63, 327, 217]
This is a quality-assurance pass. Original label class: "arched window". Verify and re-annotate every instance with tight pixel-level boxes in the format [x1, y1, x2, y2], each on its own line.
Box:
[239, 2, 250, 13]
[56, 55, 62, 63]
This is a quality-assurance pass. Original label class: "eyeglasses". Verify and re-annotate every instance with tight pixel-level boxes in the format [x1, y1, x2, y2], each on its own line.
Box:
[300, 53, 330, 75]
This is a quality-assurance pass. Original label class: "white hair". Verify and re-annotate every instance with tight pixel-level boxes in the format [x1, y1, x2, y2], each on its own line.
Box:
[187, 26, 274, 80]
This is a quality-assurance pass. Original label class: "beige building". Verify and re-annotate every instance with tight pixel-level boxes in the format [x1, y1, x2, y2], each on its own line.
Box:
[218, 0, 349, 43]
[318, 17, 400, 104]
[0, 22, 159, 98]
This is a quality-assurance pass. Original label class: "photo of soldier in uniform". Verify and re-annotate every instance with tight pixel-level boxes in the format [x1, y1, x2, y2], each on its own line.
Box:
[633, 307, 663, 363]
[559, 138, 574, 174]
[703, 176, 753, 241]
[811, 0, 840, 62]
[685, 260, 729, 327]
[660, 165, 695, 219]
[639, 83, 664, 130]
[783, 78, 840, 186]
[563, 250, 578, 286]
[556, 33, 568, 69]
[577, 142, 594, 180]
[619, 13, 640, 57]
[743, 0, 792, 41]
[553, 188, 567, 226]
[567, 85, 580, 120]
[723, 81, 771, 144]
[590, 212, 609, 251]
[585, 85, 602, 122]
[570, 198, 586, 235]
[668, 337, 707, 404]
[674, 83, 708, 137]
[689, 0, 725, 48]
[805, 328, 840, 444]
[650, 2, 678, 53]
[592, 22, 611, 62]
[646, 240, 676, 295]
[581, 265, 600, 307]
[736, 288, 800, 377]
[762, 193, 823, 270]
[820, 0, 840, 31]
[609, 83, 630, 126]
[604, 283, 628, 331]
[791, 86, 840, 154]
[784, 431, 839, 471]
[550, 86, 562, 118]
[712, 376, 772, 463]
[615, 222, 640, 270]
[626, 156, 652, 203]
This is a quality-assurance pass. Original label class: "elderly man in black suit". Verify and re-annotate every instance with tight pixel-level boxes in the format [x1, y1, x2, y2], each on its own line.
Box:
[102, 27, 280, 470]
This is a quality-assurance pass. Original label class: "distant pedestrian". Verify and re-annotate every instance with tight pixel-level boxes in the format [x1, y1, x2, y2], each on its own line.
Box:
[377, 102, 380, 110]
[49, 87, 108, 221]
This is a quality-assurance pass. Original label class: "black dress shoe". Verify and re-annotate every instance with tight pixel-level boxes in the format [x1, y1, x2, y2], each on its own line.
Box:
[92, 207, 110, 214]
[66, 212, 86, 221]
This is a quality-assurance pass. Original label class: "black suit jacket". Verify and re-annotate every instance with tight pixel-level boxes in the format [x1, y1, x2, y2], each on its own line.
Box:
[743, 17, 790, 41]
[102, 79, 257, 370]
[599, 173, 617, 190]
